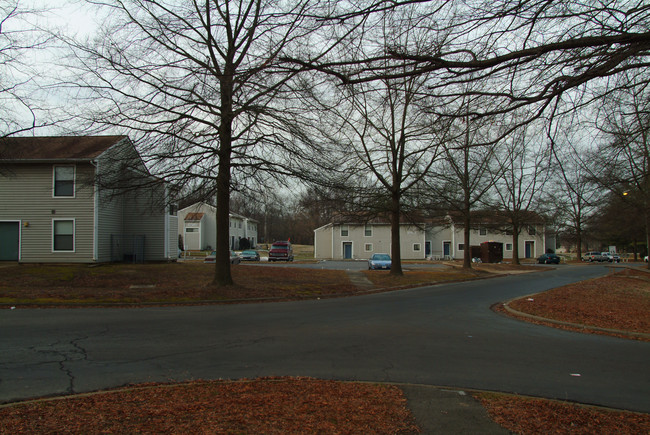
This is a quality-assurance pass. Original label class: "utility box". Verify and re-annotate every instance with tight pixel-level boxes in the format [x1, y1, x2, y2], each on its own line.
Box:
[481, 241, 503, 263]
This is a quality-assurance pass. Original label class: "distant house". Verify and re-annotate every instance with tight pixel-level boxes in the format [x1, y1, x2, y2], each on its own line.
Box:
[0, 136, 178, 262]
[313, 211, 550, 261]
[427, 211, 549, 260]
[177, 202, 258, 251]
[314, 221, 427, 260]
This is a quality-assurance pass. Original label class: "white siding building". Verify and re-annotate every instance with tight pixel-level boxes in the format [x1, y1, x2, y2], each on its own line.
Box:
[314, 212, 549, 261]
[178, 202, 258, 251]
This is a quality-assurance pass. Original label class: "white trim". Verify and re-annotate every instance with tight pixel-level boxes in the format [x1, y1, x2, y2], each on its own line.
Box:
[52, 218, 75, 253]
[52, 164, 76, 198]
[93, 162, 99, 261]
[364, 243, 373, 252]
[413, 243, 421, 252]
[364, 224, 372, 237]
[0, 220, 21, 261]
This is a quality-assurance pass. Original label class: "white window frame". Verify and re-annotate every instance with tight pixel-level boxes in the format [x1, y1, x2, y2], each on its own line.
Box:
[505, 243, 513, 251]
[52, 165, 76, 198]
[340, 225, 349, 237]
[458, 243, 465, 251]
[52, 218, 75, 252]
[528, 225, 536, 235]
[364, 224, 372, 237]
[364, 243, 373, 252]
[413, 243, 421, 252]
[479, 227, 487, 236]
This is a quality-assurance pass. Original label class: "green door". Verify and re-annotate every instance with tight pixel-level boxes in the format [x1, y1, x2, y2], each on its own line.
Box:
[0, 222, 19, 261]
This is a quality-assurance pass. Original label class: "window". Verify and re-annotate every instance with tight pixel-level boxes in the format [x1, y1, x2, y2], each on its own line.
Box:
[239, 221, 242, 229]
[458, 243, 465, 251]
[365, 243, 373, 252]
[528, 225, 536, 235]
[53, 166, 74, 197]
[185, 228, 198, 233]
[506, 243, 513, 251]
[53, 220, 74, 251]
[168, 204, 178, 216]
[364, 225, 372, 237]
[340, 225, 348, 237]
[413, 243, 421, 251]
[479, 227, 487, 236]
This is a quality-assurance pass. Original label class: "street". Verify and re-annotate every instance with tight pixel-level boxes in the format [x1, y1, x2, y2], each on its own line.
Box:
[1, 264, 649, 413]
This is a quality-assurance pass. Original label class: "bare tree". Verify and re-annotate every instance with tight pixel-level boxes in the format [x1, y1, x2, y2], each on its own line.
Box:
[62, 0, 334, 285]
[0, 2, 53, 139]
[423, 96, 498, 269]
[546, 129, 602, 261]
[593, 70, 650, 267]
[489, 121, 550, 264]
[287, 1, 650, 134]
[308, 11, 444, 273]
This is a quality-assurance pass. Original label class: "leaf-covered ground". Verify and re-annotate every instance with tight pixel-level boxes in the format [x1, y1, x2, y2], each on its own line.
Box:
[0, 378, 419, 434]
[477, 392, 650, 435]
[507, 268, 650, 339]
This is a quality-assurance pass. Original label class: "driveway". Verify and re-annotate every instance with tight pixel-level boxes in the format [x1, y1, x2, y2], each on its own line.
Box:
[1, 264, 649, 413]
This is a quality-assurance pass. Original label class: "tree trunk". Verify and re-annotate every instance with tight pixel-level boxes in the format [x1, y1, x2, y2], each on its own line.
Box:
[390, 191, 403, 276]
[576, 226, 582, 262]
[511, 222, 520, 265]
[213, 75, 234, 286]
[462, 212, 472, 269]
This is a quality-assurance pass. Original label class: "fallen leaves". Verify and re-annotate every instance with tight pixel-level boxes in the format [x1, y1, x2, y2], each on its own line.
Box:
[507, 269, 650, 337]
[477, 392, 650, 435]
[0, 378, 420, 434]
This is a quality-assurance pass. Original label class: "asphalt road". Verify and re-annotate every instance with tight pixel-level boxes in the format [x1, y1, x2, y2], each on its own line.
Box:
[1, 264, 649, 413]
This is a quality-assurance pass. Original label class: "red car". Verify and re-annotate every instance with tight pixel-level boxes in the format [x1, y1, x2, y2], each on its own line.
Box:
[268, 241, 294, 262]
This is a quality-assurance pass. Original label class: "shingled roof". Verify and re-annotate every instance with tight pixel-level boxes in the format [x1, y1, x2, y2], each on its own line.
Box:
[0, 136, 128, 161]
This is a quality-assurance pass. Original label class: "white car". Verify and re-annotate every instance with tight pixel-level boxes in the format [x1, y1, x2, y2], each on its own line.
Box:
[601, 252, 620, 263]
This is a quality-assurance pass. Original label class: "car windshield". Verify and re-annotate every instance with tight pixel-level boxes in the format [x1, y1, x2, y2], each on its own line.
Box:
[271, 245, 288, 250]
[243, 251, 255, 255]
[372, 254, 390, 261]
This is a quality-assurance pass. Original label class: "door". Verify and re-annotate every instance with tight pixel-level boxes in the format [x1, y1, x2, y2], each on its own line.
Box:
[0, 222, 19, 261]
[443, 241, 451, 258]
[425, 241, 431, 256]
[525, 241, 535, 258]
[343, 242, 352, 259]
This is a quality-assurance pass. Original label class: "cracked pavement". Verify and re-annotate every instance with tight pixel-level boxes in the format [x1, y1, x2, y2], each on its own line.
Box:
[1, 264, 649, 413]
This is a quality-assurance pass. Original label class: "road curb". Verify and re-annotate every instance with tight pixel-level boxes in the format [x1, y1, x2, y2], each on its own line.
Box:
[501, 297, 650, 340]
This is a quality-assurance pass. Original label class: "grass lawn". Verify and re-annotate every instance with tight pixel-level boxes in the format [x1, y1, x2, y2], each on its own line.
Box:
[0, 261, 513, 305]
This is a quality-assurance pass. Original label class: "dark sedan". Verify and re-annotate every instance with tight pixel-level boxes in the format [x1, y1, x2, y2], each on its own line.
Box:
[537, 253, 561, 264]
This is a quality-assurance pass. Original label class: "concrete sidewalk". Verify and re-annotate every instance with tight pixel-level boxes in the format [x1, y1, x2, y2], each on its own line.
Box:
[401, 384, 510, 434]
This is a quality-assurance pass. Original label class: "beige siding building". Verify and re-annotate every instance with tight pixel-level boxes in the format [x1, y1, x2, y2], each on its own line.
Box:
[0, 136, 177, 263]
[314, 212, 549, 261]
[314, 223, 426, 260]
[178, 202, 258, 251]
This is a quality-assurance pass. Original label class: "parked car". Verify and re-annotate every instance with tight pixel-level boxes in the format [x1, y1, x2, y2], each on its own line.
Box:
[240, 250, 260, 261]
[601, 252, 621, 263]
[204, 250, 241, 264]
[582, 251, 605, 262]
[268, 241, 294, 262]
[368, 253, 392, 270]
[537, 253, 561, 264]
